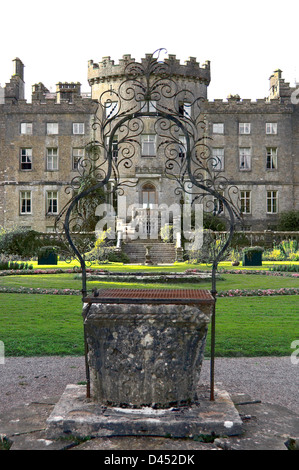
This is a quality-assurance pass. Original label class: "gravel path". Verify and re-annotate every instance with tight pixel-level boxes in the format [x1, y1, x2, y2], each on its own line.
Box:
[0, 356, 298, 414]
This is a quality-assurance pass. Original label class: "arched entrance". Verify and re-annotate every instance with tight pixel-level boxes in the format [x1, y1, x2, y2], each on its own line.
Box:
[141, 182, 157, 208]
[137, 182, 157, 237]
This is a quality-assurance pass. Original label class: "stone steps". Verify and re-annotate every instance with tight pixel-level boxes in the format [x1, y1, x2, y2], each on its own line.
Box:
[122, 240, 176, 264]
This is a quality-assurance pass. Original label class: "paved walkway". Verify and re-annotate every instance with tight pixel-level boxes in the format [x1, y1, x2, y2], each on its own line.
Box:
[0, 356, 298, 450]
[0, 356, 298, 413]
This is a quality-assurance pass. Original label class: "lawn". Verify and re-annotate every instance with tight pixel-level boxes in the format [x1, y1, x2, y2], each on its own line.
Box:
[0, 292, 298, 358]
[208, 296, 299, 357]
[0, 272, 298, 292]
[0, 261, 298, 358]
[0, 294, 83, 356]
[29, 259, 299, 272]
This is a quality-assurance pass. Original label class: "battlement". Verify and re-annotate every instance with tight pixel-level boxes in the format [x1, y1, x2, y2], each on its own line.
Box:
[30, 81, 92, 105]
[56, 82, 81, 103]
[206, 96, 294, 113]
[88, 53, 211, 85]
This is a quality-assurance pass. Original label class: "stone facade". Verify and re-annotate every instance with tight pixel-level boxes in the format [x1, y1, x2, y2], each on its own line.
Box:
[0, 56, 299, 234]
[205, 96, 295, 230]
[0, 59, 96, 231]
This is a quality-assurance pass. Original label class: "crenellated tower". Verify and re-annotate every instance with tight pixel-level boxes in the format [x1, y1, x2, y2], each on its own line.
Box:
[88, 53, 211, 102]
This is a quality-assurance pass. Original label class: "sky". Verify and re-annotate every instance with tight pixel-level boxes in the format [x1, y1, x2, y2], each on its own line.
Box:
[1, 0, 299, 102]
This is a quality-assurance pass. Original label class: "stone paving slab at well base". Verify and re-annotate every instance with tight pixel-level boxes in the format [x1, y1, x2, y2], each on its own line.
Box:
[1, 390, 299, 451]
[45, 384, 243, 439]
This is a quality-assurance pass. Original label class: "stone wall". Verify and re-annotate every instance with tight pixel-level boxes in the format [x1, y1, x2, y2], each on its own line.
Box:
[0, 97, 96, 231]
[205, 98, 296, 230]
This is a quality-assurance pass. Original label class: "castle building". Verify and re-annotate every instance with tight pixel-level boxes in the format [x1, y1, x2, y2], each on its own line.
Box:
[0, 56, 298, 236]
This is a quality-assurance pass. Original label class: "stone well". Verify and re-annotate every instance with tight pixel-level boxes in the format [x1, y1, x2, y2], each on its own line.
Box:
[46, 288, 243, 438]
[83, 288, 214, 408]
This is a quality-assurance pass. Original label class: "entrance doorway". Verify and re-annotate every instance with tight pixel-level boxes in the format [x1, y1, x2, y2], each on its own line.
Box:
[141, 182, 157, 208]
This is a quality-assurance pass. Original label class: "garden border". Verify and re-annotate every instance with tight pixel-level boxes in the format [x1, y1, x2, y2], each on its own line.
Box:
[0, 267, 298, 298]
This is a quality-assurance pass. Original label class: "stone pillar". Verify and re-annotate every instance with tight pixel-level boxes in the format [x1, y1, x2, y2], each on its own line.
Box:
[83, 302, 213, 407]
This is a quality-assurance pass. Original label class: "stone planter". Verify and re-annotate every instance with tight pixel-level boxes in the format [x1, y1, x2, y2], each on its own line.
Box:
[83, 292, 214, 408]
[38, 251, 58, 265]
[242, 247, 263, 266]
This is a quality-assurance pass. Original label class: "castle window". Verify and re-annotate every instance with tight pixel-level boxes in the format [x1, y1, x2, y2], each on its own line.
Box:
[179, 136, 187, 159]
[140, 100, 157, 113]
[111, 137, 118, 161]
[266, 123, 277, 134]
[46, 148, 58, 170]
[73, 123, 85, 135]
[72, 148, 84, 170]
[20, 148, 32, 170]
[105, 136, 119, 161]
[239, 123, 251, 134]
[20, 123, 32, 135]
[266, 147, 277, 170]
[239, 148, 251, 170]
[178, 101, 191, 118]
[141, 134, 156, 157]
[20, 191, 31, 214]
[240, 190, 251, 214]
[46, 191, 58, 214]
[213, 191, 224, 215]
[105, 101, 118, 119]
[212, 123, 224, 134]
[47, 123, 58, 135]
[267, 191, 278, 214]
[212, 148, 224, 171]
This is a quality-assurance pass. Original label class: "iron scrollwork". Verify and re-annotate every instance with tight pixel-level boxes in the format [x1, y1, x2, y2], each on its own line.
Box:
[55, 49, 242, 400]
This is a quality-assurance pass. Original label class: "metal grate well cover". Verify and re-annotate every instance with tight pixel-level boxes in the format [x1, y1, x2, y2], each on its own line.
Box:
[84, 288, 215, 304]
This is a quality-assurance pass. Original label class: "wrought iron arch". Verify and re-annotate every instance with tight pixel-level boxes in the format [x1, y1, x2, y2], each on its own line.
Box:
[55, 49, 242, 400]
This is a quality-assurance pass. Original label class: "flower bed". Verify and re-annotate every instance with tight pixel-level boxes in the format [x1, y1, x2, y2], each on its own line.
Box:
[0, 267, 297, 298]
[0, 286, 81, 295]
[216, 269, 299, 278]
[217, 288, 299, 297]
[0, 267, 108, 277]
[0, 285, 298, 298]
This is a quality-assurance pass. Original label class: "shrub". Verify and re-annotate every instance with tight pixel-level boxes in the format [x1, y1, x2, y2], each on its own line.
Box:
[107, 250, 130, 263]
[271, 264, 299, 273]
[85, 229, 112, 262]
[280, 239, 299, 259]
[243, 246, 264, 255]
[0, 257, 33, 270]
[264, 240, 299, 261]
[264, 248, 285, 261]
[160, 224, 174, 243]
[0, 227, 43, 258]
[203, 213, 226, 232]
[277, 210, 299, 231]
[0, 255, 9, 270]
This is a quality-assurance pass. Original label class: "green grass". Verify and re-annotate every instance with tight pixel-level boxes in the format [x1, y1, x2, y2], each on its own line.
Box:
[0, 261, 298, 358]
[0, 294, 83, 356]
[29, 259, 299, 272]
[206, 296, 299, 357]
[0, 272, 298, 292]
[0, 292, 298, 358]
